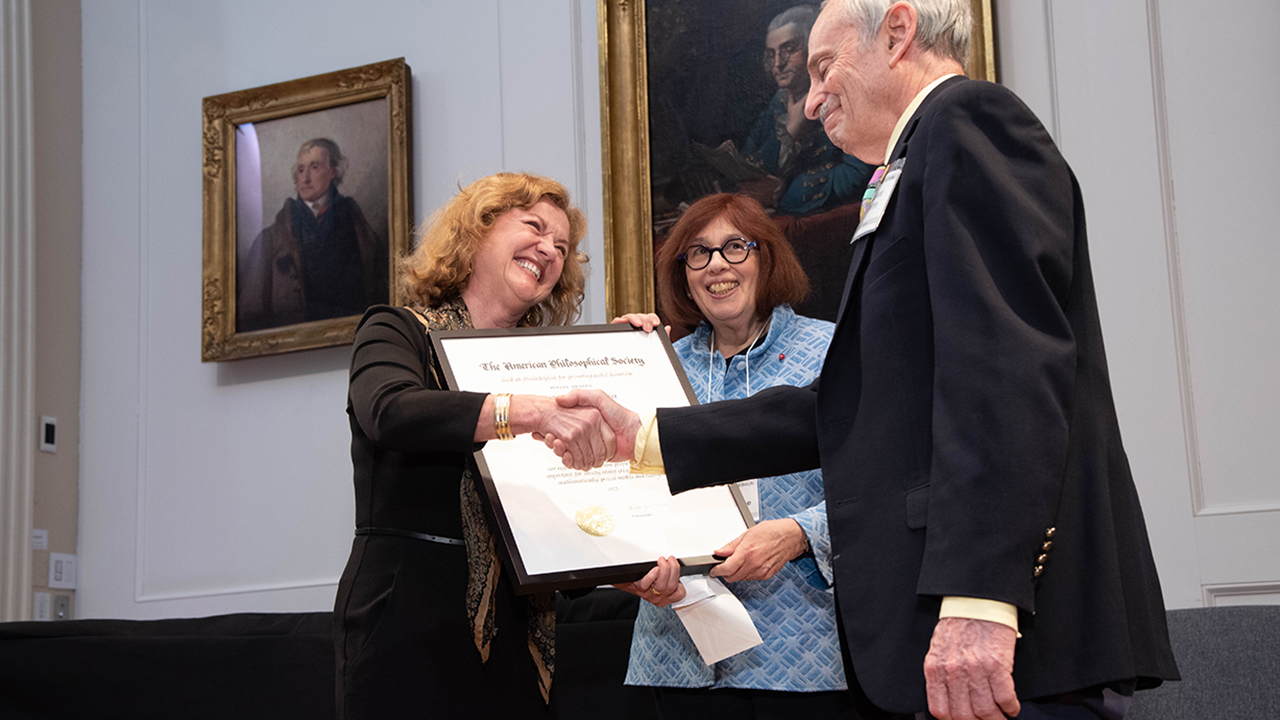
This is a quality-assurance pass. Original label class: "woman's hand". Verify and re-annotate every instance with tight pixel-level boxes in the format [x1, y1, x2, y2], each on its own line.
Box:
[708, 519, 809, 583]
[496, 394, 616, 470]
[611, 313, 668, 335]
[614, 555, 687, 608]
[550, 389, 641, 465]
[539, 402, 617, 471]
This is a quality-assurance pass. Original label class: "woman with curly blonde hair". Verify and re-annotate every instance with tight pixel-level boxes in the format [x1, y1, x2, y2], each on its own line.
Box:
[400, 172, 588, 327]
[334, 172, 614, 719]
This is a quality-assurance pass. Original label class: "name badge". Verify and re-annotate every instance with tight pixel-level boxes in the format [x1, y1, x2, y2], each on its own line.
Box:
[852, 157, 905, 243]
[736, 479, 760, 522]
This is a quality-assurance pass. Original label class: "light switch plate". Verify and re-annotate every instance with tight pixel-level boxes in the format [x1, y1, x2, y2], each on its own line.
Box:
[53, 594, 72, 621]
[33, 592, 51, 621]
[48, 553, 76, 590]
[39, 416, 56, 452]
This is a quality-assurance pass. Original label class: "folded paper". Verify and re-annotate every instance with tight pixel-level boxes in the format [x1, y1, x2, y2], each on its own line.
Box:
[672, 575, 763, 665]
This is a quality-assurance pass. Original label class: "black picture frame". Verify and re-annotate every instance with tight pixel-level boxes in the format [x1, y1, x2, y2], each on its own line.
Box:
[431, 323, 754, 594]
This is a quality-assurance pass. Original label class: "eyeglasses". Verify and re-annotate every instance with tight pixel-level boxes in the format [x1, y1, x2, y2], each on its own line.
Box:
[677, 239, 757, 270]
[763, 40, 803, 68]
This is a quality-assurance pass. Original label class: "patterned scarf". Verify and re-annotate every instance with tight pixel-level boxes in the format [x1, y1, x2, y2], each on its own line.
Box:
[408, 296, 557, 703]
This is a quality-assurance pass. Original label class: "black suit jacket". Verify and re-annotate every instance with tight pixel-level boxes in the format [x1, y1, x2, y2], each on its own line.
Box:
[658, 77, 1179, 713]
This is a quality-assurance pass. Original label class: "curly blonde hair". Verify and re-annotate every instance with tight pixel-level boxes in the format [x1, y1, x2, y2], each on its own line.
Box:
[400, 172, 588, 326]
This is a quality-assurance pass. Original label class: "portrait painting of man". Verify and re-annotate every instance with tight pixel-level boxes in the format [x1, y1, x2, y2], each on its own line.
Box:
[646, 1, 873, 322]
[234, 99, 390, 333]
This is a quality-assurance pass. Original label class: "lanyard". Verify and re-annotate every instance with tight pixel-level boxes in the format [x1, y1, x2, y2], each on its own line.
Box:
[707, 320, 768, 523]
[707, 320, 767, 401]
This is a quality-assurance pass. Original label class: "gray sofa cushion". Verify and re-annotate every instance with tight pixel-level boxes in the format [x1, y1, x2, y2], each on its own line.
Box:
[1128, 605, 1280, 718]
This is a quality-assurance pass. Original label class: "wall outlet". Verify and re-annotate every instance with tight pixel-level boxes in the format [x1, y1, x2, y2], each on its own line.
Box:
[53, 594, 72, 621]
[48, 552, 76, 589]
[33, 592, 51, 621]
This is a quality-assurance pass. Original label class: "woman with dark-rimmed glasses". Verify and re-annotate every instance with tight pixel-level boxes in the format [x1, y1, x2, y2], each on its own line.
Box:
[614, 193, 851, 719]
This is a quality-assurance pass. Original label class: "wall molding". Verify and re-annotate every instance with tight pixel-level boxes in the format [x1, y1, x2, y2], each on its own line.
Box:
[1144, 0, 1207, 517]
[1040, 0, 1062, 146]
[137, 577, 338, 603]
[1203, 581, 1280, 607]
[133, 0, 153, 604]
[0, 0, 35, 623]
[1194, 501, 1280, 518]
[569, 0, 588, 205]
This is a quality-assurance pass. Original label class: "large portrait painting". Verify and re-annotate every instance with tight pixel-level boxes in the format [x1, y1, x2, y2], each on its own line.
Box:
[202, 58, 412, 361]
[599, 0, 996, 327]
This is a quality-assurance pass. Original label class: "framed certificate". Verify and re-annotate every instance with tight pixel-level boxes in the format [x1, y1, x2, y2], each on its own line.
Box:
[431, 324, 753, 594]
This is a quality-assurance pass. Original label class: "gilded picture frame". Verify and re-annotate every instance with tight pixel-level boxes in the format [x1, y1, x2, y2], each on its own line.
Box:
[598, 0, 997, 320]
[201, 58, 413, 361]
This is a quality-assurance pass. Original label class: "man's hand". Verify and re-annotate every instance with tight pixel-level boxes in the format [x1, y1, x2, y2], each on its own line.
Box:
[521, 395, 615, 471]
[924, 617, 1020, 720]
[552, 389, 641, 464]
[784, 93, 814, 141]
[708, 519, 808, 583]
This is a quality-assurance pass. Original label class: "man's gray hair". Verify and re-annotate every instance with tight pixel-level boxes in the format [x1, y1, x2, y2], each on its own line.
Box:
[767, 4, 821, 43]
[296, 137, 348, 186]
[824, 0, 971, 67]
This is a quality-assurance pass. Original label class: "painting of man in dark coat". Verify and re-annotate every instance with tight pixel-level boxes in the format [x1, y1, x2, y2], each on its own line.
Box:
[236, 137, 388, 332]
[646, 2, 873, 323]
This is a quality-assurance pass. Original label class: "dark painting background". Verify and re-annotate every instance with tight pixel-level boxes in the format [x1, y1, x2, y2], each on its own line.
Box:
[644, 0, 870, 325]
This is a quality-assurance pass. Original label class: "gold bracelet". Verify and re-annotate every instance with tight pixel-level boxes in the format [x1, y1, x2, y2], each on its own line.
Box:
[494, 393, 514, 441]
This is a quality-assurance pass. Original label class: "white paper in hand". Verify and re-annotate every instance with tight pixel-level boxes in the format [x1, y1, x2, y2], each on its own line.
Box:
[671, 575, 763, 665]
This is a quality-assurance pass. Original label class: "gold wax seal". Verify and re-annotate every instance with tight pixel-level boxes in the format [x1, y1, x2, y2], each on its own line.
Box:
[574, 504, 615, 537]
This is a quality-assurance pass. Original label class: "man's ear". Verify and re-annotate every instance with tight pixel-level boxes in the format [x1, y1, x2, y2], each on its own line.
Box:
[882, 1, 916, 67]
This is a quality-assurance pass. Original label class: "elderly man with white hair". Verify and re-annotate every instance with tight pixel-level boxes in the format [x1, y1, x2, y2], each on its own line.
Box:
[556, 1, 1181, 719]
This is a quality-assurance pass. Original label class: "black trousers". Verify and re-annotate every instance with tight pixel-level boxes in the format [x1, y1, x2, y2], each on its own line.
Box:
[915, 682, 1135, 720]
[651, 686, 859, 720]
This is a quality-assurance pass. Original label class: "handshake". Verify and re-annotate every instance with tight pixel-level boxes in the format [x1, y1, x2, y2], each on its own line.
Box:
[525, 389, 643, 471]
[519, 313, 668, 470]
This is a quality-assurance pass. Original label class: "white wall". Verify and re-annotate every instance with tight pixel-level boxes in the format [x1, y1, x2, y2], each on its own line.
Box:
[997, 0, 1280, 609]
[78, 0, 1279, 620]
[78, 0, 606, 619]
[32, 0, 83, 620]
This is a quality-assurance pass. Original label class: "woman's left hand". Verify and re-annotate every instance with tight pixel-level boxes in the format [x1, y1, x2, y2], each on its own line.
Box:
[708, 519, 809, 583]
[614, 555, 687, 607]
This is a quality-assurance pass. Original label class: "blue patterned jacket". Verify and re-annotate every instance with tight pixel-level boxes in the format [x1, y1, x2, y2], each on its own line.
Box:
[624, 304, 845, 691]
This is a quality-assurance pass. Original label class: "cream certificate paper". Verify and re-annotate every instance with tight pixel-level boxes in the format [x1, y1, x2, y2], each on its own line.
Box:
[432, 325, 752, 591]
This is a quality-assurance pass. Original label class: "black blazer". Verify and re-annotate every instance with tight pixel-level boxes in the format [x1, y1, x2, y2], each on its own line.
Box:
[658, 77, 1179, 713]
